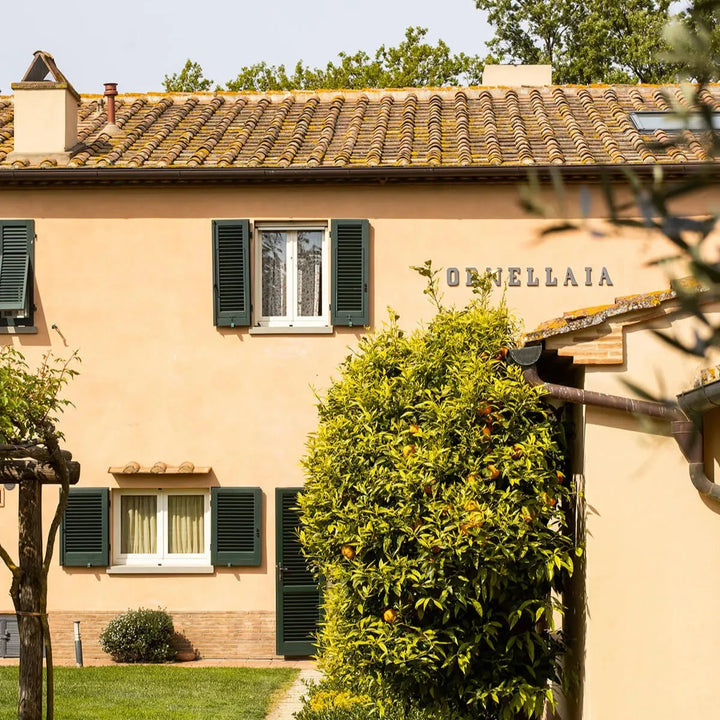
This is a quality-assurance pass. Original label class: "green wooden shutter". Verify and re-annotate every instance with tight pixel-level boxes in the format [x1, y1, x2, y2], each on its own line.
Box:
[60, 488, 109, 567]
[211, 487, 262, 566]
[331, 219, 369, 327]
[0, 220, 33, 312]
[276, 488, 321, 656]
[212, 220, 251, 327]
[0, 616, 20, 658]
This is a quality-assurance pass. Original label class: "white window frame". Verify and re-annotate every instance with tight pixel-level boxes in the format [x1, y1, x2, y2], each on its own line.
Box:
[112, 489, 211, 568]
[253, 223, 329, 328]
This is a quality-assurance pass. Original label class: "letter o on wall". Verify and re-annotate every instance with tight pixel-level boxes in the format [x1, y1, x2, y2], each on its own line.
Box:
[447, 268, 460, 287]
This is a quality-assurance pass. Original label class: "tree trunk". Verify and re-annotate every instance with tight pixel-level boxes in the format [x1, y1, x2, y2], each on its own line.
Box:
[17, 479, 44, 720]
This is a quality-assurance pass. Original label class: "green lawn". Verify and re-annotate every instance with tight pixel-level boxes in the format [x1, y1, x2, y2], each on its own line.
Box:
[0, 666, 299, 720]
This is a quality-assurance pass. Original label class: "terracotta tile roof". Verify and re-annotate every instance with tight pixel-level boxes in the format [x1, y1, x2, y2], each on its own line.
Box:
[1, 85, 720, 171]
[524, 278, 704, 343]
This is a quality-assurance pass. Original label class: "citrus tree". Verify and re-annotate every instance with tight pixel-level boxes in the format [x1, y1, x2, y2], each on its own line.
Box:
[0, 347, 80, 720]
[299, 266, 577, 720]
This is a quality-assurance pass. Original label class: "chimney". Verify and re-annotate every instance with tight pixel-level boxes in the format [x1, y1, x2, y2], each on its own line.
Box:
[9, 50, 80, 162]
[482, 64, 553, 86]
[104, 83, 118, 124]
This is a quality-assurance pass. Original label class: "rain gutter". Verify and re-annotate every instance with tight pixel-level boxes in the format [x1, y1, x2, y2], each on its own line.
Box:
[676, 378, 720, 500]
[0, 162, 718, 187]
[509, 346, 720, 502]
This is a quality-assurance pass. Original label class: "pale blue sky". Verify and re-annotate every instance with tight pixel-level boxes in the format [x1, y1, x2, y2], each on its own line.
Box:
[1, 0, 492, 94]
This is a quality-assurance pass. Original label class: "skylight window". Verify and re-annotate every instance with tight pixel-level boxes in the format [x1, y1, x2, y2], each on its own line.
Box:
[630, 111, 720, 132]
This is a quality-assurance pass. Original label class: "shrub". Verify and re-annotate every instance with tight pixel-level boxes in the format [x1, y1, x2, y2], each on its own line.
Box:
[99, 608, 177, 663]
[296, 678, 428, 720]
[299, 266, 577, 720]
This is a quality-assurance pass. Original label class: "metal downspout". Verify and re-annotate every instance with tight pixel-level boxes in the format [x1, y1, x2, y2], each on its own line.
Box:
[509, 346, 720, 502]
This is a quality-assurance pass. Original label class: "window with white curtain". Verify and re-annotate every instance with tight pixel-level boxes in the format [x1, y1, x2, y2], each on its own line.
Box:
[255, 225, 328, 327]
[113, 490, 210, 567]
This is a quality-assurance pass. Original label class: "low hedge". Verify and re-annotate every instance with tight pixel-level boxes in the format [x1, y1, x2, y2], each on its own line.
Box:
[99, 608, 177, 663]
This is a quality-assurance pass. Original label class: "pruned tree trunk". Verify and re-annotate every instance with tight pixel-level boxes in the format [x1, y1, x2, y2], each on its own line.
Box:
[16, 477, 44, 720]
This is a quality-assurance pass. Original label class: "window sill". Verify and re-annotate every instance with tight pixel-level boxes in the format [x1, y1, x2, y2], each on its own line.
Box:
[0, 326, 37, 334]
[249, 326, 333, 335]
[107, 565, 214, 575]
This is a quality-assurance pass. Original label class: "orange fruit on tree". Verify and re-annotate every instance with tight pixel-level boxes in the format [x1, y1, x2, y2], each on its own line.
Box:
[487, 465, 500, 480]
[403, 444, 416, 458]
[383, 608, 398, 623]
[409, 424, 421, 436]
[341, 544, 355, 560]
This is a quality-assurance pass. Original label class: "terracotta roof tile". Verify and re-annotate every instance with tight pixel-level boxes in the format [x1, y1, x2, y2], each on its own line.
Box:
[524, 281, 704, 343]
[529, 88, 564, 165]
[307, 95, 343, 167]
[478, 90, 502, 165]
[1, 84, 720, 170]
[453, 91, 472, 166]
[366, 94, 393, 166]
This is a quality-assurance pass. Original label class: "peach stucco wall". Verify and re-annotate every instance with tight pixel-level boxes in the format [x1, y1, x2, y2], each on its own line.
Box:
[578, 313, 720, 720]
[0, 181, 718, 706]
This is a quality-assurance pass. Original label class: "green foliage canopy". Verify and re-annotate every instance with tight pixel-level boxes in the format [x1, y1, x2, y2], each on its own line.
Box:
[0, 347, 79, 444]
[163, 60, 215, 93]
[476, 0, 677, 83]
[163, 28, 482, 92]
[299, 269, 576, 720]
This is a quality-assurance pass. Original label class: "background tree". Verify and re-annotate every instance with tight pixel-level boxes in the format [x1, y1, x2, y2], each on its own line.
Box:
[520, 1, 720, 365]
[0, 348, 80, 720]
[163, 59, 216, 92]
[299, 268, 576, 720]
[163, 27, 483, 92]
[476, 0, 677, 83]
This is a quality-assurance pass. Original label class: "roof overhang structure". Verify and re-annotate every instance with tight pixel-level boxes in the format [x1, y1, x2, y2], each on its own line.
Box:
[0, 162, 719, 188]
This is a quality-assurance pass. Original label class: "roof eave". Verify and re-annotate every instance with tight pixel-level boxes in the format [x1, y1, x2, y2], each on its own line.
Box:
[0, 162, 719, 187]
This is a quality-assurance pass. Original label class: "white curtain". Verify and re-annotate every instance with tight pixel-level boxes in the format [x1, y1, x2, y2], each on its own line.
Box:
[168, 495, 205, 554]
[262, 231, 287, 316]
[121, 495, 157, 554]
[296, 231, 322, 317]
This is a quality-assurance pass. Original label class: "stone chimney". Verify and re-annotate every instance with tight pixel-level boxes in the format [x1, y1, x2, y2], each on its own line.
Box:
[482, 64, 552, 86]
[9, 51, 80, 163]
